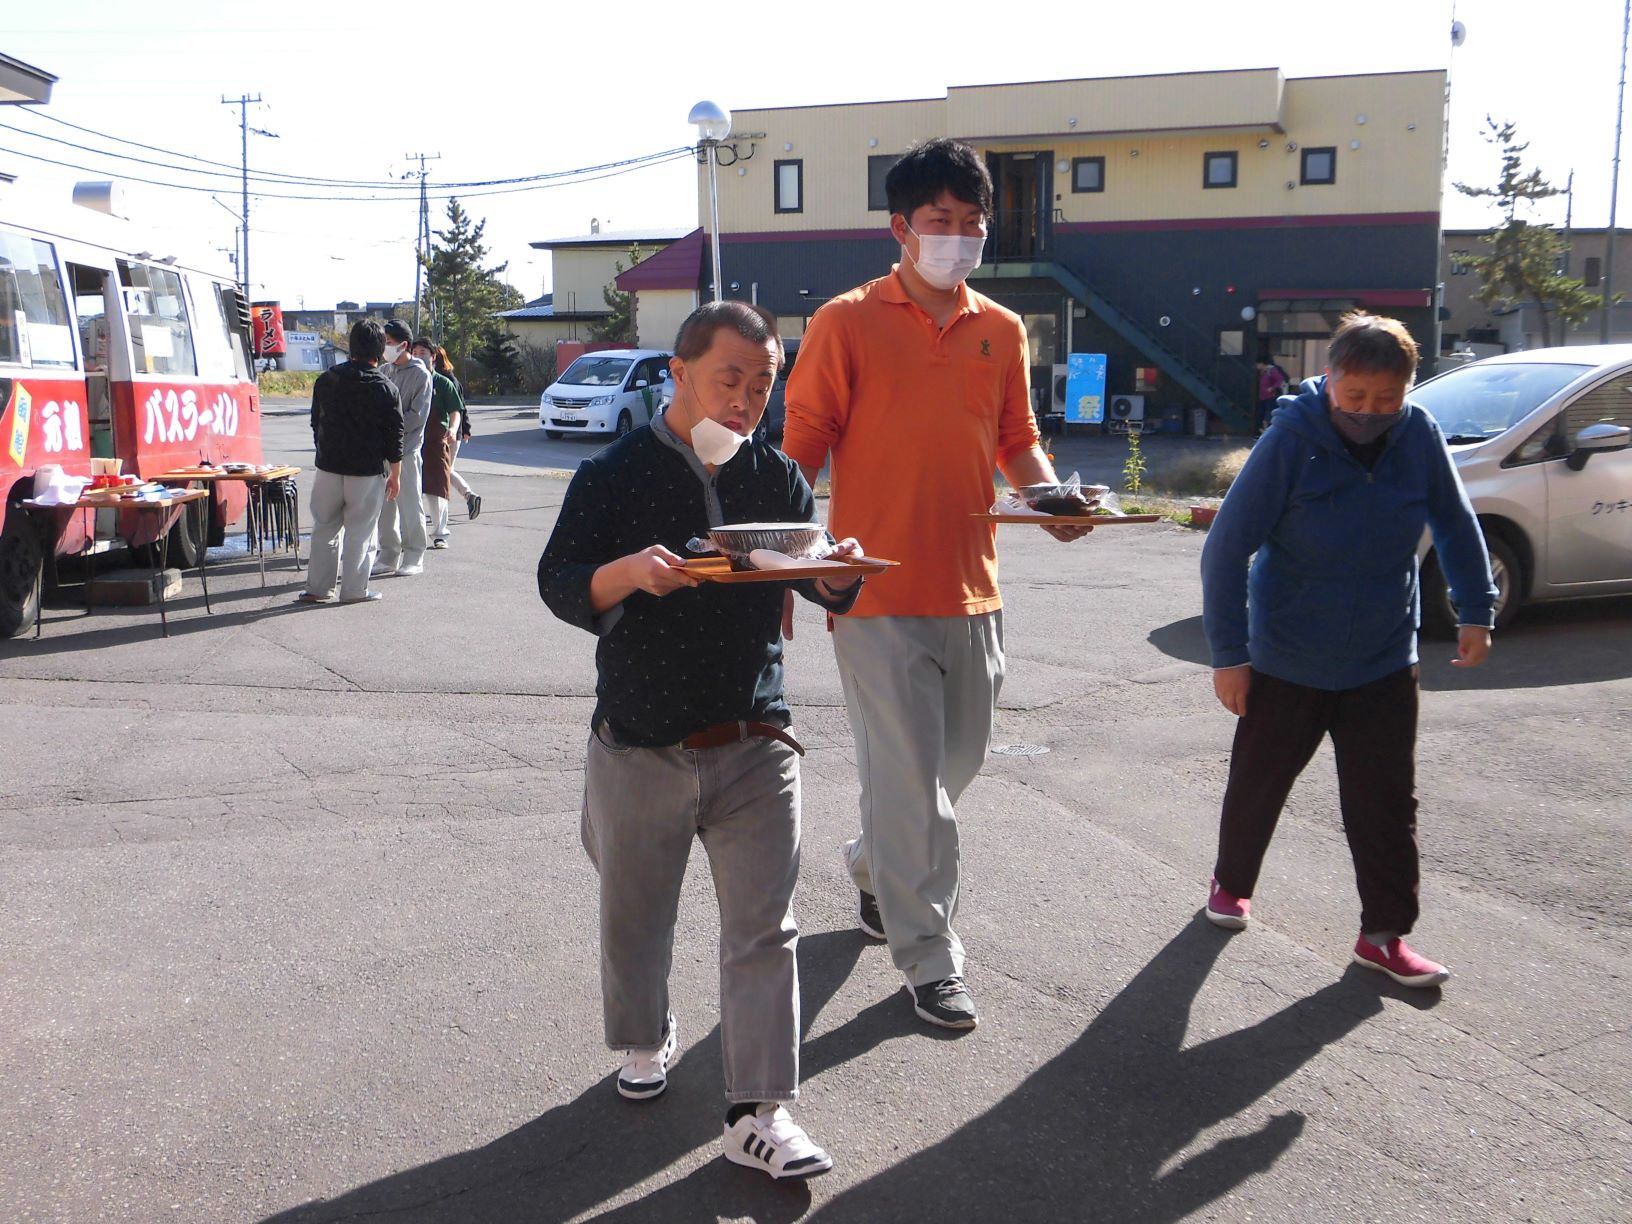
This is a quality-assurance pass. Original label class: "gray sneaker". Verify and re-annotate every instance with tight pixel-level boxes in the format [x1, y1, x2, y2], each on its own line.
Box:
[465, 492, 482, 520]
[907, 977, 979, 1030]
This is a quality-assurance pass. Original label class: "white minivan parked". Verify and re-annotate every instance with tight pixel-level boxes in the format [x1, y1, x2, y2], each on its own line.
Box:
[539, 348, 671, 439]
[1411, 345, 1632, 634]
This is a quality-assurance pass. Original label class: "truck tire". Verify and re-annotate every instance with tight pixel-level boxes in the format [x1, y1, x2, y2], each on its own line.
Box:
[0, 509, 43, 638]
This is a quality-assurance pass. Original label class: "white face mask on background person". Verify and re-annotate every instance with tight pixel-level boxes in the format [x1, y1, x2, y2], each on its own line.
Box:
[904, 224, 985, 290]
[690, 412, 751, 466]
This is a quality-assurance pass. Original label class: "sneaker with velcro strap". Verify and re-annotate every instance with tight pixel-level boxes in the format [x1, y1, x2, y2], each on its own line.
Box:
[616, 1014, 677, 1101]
[723, 1103, 832, 1180]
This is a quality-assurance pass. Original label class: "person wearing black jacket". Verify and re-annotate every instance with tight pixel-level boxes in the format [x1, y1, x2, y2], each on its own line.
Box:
[537, 302, 863, 1181]
[300, 319, 403, 604]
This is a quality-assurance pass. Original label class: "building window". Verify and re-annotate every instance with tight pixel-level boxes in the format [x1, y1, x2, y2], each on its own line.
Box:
[1584, 256, 1603, 288]
[867, 154, 899, 211]
[1301, 146, 1337, 186]
[1450, 249, 1472, 275]
[1203, 151, 1238, 189]
[774, 159, 803, 214]
[1071, 156, 1105, 193]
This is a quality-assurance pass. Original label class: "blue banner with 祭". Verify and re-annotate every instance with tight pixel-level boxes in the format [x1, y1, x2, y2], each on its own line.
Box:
[1066, 353, 1107, 424]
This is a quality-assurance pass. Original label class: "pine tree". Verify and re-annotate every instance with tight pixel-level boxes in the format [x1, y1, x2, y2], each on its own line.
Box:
[1454, 119, 1601, 347]
[422, 199, 524, 369]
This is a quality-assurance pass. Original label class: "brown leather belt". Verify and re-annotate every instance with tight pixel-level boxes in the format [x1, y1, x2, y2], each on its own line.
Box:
[681, 720, 805, 756]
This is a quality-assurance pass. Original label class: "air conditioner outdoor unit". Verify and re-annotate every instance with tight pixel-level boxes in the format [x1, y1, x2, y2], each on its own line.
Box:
[1050, 364, 1070, 414]
[1109, 394, 1146, 428]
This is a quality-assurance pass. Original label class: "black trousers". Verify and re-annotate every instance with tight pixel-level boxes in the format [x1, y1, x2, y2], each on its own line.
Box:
[1213, 666, 1421, 935]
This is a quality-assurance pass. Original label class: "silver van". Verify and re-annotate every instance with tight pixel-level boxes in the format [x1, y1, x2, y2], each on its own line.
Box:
[1412, 345, 1632, 634]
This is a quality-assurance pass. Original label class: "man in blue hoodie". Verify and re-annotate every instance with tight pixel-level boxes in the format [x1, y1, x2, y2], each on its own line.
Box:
[1199, 313, 1495, 988]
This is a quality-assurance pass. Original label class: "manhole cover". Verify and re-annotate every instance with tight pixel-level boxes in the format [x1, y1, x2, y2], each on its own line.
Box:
[991, 743, 1050, 757]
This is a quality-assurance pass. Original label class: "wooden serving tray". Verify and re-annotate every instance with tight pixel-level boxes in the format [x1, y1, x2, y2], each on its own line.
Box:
[974, 513, 1163, 525]
[675, 556, 898, 584]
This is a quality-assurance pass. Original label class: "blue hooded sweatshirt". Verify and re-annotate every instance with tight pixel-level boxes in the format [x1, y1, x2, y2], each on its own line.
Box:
[1201, 376, 1497, 691]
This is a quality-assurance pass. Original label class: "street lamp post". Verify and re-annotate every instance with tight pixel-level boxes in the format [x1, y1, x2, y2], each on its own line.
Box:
[689, 100, 731, 303]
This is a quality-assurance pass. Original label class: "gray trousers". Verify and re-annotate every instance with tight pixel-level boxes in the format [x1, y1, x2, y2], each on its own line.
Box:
[376, 439, 426, 569]
[833, 613, 1005, 987]
[581, 727, 802, 1103]
[306, 469, 386, 601]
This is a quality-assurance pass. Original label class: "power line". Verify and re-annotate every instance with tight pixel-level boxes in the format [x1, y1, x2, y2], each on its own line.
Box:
[0, 142, 693, 202]
[6, 108, 689, 193]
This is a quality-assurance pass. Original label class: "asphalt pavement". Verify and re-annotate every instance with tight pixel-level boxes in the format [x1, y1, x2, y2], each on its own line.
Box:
[1, 404, 1628, 1223]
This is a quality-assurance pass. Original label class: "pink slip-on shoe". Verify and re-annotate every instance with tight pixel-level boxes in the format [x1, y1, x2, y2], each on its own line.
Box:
[1352, 936, 1450, 988]
[1205, 877, 1250, 930]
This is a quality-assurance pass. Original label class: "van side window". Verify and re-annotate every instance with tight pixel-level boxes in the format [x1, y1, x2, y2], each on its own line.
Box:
[117, 260, 197, 376]
[0, 230, 76, 368]
[1565, 377, 1632, 442]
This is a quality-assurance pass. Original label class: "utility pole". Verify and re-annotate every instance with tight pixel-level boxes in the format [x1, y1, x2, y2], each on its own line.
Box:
[1562, 169, 1574, 346]
[405, 151, 441, 335]
[221, 94, 276, 305]
[1603, 0, 1629, 343]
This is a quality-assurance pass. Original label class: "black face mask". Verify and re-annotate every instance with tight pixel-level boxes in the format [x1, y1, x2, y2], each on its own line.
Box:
[1331, 408, 1402, 445]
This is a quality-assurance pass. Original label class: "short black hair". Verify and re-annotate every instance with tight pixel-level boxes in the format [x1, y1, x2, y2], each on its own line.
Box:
[382, 319, 413, 343]
[349, 318, 386, 363]
[885, 138, 993, 222]
[673, 300, 784, 368]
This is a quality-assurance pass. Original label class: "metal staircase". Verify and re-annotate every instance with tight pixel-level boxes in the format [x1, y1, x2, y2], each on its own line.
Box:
[969, 259, 1256, 432]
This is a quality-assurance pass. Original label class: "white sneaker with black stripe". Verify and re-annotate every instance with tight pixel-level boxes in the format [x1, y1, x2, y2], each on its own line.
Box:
[723, 1104, 833, 1180]
[616, 1014, 677, 1101]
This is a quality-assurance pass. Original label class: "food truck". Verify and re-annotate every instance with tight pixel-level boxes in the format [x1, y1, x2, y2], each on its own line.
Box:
[0, 179, 263, 635]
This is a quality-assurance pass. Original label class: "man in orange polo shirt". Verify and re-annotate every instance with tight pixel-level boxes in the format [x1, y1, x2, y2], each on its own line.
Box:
[783, 138, 1087, 1030]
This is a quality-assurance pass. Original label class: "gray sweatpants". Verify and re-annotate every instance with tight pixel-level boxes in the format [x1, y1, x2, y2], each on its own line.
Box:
[581, 727, 802, 1103]
[306, 469, 386, 602]
[832, 613, 1005, 988]
[376, 440, 426, 570]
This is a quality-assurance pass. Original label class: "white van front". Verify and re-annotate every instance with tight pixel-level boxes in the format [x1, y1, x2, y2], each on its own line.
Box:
[540, 349, 671, 439]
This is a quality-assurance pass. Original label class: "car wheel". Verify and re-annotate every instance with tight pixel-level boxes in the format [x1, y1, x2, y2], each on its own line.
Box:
[0, 508, 44, 639]
[616, 411, 633, 438]
[1420, 533, 1521, 639]
[545, 430, 564, 440]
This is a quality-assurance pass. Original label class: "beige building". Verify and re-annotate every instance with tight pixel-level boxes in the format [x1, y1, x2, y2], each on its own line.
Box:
[1442, 226, 1631, 352]
[501, 226, 687, 352]
[654, 67, 1448, 431]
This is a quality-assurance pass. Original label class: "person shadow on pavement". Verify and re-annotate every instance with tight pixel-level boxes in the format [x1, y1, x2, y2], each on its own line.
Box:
[258, 929, 889, 1224]
[809, 914, 1415, 1223]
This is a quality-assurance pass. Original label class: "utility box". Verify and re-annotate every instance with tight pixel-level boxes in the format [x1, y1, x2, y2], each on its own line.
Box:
[1190, 408, 1209, 437]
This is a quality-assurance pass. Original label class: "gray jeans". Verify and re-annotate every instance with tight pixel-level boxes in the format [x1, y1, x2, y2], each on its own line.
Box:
[581, 727, 802, 1103]
[833, 613, 1005, 987]
[376, 439, 426, 569]
[306, 470, 386, 601]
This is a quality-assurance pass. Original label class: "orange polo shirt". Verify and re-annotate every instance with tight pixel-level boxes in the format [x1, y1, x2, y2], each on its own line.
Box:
[782, 268, 1040, 619]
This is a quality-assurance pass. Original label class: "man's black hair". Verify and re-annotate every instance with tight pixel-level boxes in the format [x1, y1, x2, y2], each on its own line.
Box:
[382, 319, 413, 343]
[349, 318, 386, 363]
[884, 138, 993, 222]
[673, 299, 784, 368]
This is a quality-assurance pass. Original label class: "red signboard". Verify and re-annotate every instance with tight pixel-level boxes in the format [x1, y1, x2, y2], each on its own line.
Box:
[251, 301, 287, 358]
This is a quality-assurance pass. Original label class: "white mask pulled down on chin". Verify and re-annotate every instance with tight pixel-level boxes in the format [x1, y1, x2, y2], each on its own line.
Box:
[690, 413, 751, 466]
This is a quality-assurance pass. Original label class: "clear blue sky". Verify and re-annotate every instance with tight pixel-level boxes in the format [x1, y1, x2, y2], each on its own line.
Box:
[3, 0, 1624, 308]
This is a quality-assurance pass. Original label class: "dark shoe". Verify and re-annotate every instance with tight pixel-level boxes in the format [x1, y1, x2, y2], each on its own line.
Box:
[858, 889, 886, 941]
[465, 493, 482, 520]
[907, 977, 979, 1029]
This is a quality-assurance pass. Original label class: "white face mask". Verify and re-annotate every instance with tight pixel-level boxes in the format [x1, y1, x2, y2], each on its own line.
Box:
[904, 224, 985, 290]
[690, 413, 751, 466]
[382, 343, 403, 364]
